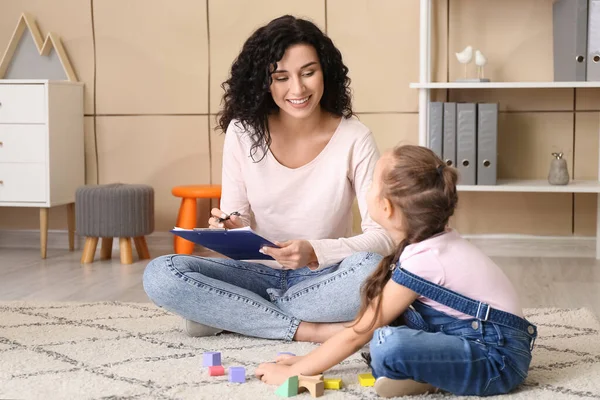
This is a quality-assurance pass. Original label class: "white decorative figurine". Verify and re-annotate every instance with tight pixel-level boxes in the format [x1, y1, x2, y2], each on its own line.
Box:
[455, 45, 473, 80]
[475, 50, 487, 80]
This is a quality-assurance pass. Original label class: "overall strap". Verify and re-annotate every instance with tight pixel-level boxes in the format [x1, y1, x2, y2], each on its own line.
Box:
[392, 264, 537, 336]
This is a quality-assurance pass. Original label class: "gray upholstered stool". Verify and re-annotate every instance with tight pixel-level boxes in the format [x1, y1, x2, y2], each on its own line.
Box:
[76, 183, 154, 264]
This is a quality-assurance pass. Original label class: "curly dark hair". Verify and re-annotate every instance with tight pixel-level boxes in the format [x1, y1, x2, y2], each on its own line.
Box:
[217, 15, 353, 161]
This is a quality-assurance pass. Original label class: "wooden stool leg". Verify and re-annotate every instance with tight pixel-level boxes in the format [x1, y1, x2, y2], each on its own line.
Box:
[134, 236, 150, 260]
[100, 237, 113, 260]
[174, 197, 197, 254]
[40, 207, 49, 259]
[81, 237, 98, 264]
[66, 203, 75, 251]
[120, 237, 133, 264]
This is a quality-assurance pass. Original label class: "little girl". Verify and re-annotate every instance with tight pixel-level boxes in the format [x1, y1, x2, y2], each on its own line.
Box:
[255, 145, 538, 397]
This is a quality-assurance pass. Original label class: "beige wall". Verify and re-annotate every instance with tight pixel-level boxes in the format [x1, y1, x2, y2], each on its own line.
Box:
[0, 0, 597, 238]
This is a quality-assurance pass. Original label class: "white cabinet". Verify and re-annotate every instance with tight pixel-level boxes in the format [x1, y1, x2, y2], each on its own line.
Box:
[0, 79, 84, 258]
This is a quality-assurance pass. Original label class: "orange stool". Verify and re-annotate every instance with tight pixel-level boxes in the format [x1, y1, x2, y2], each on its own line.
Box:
[172, 184, 222, 254]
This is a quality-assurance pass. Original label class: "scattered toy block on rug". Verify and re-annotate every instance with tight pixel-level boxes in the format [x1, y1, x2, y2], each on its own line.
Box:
[323, 378, 342, 390]
[298, 375, 324, 398]
[229, 366, 246, 383]
[300, 374, 323, 381]
[358, 373, 375, 387]
[202, 351, 221, 367]
[277, 352, 296, 357]
[208, 365, 225, 376]
[275, 376, 299, 397]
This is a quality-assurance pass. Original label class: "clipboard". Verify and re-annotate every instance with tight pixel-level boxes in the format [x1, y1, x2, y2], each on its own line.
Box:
[170, 226, 278, 260]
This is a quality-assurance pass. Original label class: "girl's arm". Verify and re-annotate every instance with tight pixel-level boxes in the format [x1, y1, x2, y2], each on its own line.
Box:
[308, 133, 395, 269]
[255, 281, 419, 384]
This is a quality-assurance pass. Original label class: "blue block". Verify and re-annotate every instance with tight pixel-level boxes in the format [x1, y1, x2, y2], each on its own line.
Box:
[229, 366, 246, 383]
[203, 352, 221, 367]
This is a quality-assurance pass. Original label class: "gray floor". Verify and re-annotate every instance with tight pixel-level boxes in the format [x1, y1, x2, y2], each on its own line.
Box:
[0, 248, 599, 317]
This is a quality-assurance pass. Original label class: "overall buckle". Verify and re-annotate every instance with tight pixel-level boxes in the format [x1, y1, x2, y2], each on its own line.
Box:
[476, 302, 491, 321]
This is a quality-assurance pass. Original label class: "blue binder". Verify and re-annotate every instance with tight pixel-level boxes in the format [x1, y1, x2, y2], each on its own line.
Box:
[170, 227, 277, 260]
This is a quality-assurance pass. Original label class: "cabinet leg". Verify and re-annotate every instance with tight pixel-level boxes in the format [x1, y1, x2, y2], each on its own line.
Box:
[100, 237, 113, 260]
[67, 203, 75, 251]
[81, 237, 98, 264]
[134, 236, 150, 260]
[596, 195, 600, 260]
[40, 208, 49, 259]
[119, 237, 133, 264]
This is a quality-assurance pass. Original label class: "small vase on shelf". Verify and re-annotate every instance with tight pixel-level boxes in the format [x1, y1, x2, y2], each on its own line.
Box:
[548, 152, 569, 185]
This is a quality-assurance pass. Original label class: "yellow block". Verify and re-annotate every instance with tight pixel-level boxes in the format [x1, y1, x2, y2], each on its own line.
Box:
[358, 373, 375, 387]
[323, 378, 342, 390]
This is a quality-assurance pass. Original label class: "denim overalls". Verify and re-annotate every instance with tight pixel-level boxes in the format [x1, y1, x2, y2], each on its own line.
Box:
[368, 263, 538, 396]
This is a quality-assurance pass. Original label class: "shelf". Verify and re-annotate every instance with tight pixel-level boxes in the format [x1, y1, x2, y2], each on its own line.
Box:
[457, 180, 600, 193]
[409, 81, 600, 89]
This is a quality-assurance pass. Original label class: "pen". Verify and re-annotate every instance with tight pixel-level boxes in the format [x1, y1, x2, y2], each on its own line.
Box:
[217, 211, 240, 223]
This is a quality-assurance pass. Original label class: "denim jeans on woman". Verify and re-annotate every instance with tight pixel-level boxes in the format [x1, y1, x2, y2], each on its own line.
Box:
[142, 251, 382, 341]
[368, 265, 538, 396]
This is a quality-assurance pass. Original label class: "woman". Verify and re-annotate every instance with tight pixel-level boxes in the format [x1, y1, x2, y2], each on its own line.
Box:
[143, 15, 394, 342]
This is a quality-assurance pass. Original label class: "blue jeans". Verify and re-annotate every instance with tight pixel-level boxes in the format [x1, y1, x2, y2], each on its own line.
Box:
[142, 251, 382, 341]
[369, 266, 537, 396]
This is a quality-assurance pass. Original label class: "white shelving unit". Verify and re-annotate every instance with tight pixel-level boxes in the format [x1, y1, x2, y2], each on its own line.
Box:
[413, 0, 600, 258]
[410, 81, 600, 89]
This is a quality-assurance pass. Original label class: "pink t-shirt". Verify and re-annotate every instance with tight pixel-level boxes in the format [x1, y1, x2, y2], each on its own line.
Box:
[398, 229, 524, 319]
[219, 117, 395, 269]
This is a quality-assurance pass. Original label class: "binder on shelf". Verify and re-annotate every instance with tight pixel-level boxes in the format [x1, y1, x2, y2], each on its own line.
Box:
[428, 102, 443, 159]
[170, 226, 278, 260]
[456, 103, 477, 185]
[476, 103, 499, 186]
[442, 102, 457, 167]
[588, 0, 600, 81]
[552, 0, 588, 81]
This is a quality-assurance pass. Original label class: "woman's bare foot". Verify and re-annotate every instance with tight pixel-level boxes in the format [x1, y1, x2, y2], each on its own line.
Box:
[293, 321, 348, 343]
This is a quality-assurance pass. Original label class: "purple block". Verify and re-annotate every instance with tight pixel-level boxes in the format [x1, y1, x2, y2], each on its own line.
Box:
[229, 366, 246, 383]
[202, 352, 221, 367]
[277, 352, 296, 357]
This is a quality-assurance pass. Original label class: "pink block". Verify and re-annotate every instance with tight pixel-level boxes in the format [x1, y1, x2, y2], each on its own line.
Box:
[208, 366, 225, 376]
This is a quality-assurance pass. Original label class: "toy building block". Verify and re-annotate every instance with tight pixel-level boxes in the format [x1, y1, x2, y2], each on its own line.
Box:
[323, 378, 343, 390]
[298, 375, 324, 398]
[358, 373, 376, 387]
[229, 366, 246, 383]
[300, 374, 323, 381]
[208, 366, 225, 376]
[275, 376, 299, 397]
[203, 352, 221, 367]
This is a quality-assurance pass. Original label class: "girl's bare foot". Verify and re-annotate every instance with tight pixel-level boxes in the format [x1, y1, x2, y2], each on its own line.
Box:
[293, 321, 348, 343]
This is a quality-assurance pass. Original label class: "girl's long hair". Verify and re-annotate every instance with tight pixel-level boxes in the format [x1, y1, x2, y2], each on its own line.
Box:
[354, 145, 459, 333]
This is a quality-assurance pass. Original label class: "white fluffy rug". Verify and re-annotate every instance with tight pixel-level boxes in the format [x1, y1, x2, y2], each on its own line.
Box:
[0, 302, 599, 399]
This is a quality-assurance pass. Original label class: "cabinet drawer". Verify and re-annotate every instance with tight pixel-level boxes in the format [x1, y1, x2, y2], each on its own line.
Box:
[0, 84, 46, 123]
[0, 125, 46, 163]
[0, 163, 46, 202]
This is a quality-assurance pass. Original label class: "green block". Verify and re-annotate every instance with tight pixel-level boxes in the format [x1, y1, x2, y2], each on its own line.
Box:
[275, 376, 299, 397]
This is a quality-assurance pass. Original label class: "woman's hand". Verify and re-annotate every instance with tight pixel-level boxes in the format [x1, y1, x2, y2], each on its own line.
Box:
[255, 362, 296, 386]
[261, 240, 318, 270]
[208, 208, 244, 229]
